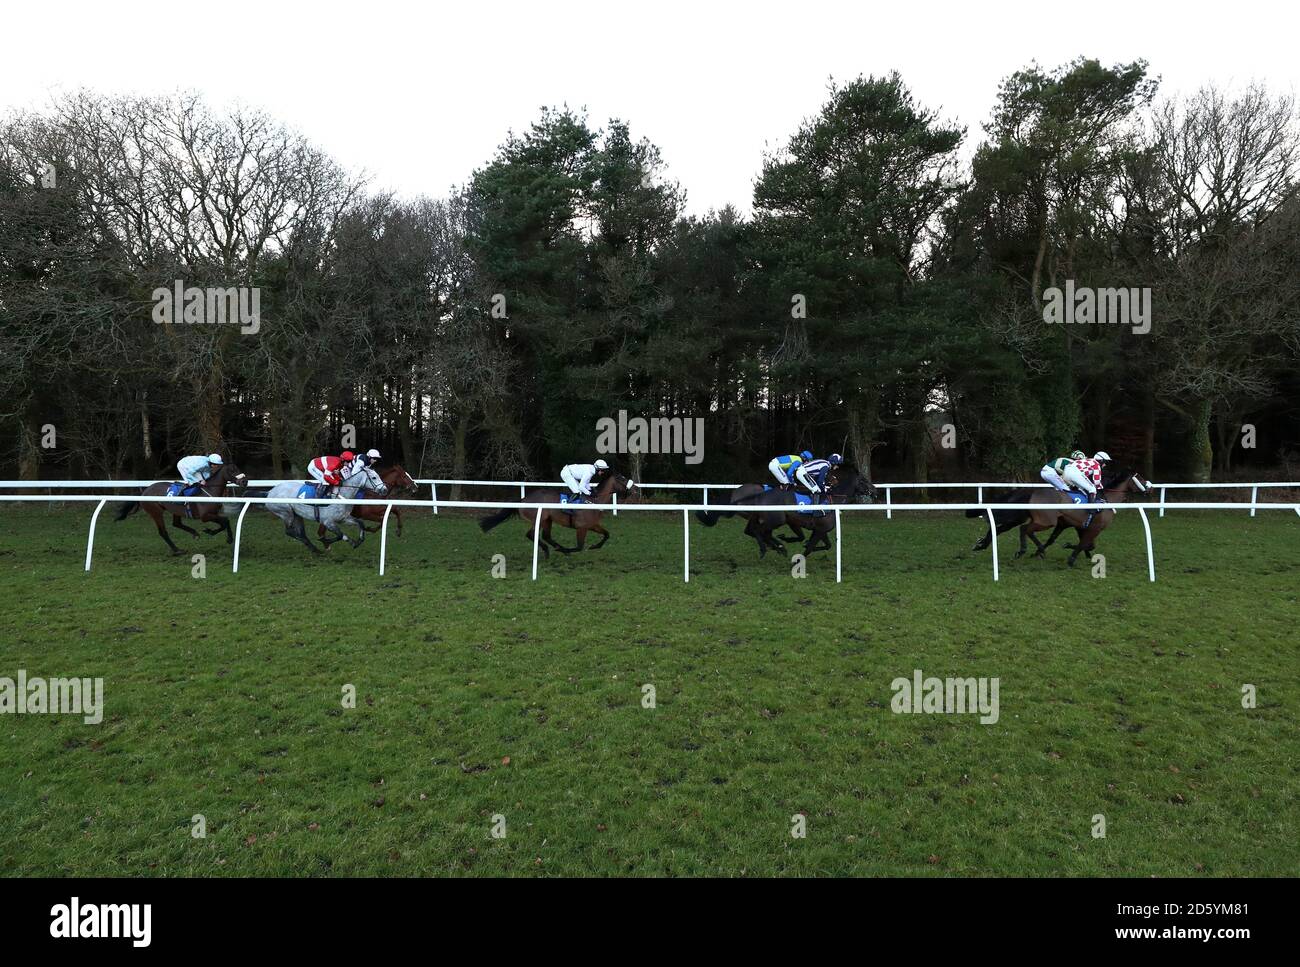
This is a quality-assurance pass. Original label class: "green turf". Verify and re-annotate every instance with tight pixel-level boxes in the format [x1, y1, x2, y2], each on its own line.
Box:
[0, 501, 1297, 876]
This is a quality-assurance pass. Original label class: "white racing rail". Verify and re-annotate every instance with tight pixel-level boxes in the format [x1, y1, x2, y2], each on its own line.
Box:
[2, 491, 1298, 584]
[9, 478, 1297, 520]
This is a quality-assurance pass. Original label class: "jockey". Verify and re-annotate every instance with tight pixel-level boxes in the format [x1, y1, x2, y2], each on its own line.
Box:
[176, 453, 223, 495]
[1064, 451, 1109, 503]
[795, 452, 842, 503]
[307, 451, 352, 498]
[560, 459, 609, 503]
[1041, 450, 1086, 493]
[341, 448, 379, 479]
[768, 450, 813, 489]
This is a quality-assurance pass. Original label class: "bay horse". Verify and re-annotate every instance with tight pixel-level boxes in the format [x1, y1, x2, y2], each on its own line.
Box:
[696, 469, 879, 558]
[478, 472, 638, 559]
[114, 459, 249, 555]
[1017, 468, 1151, 565]
[317, 464, 418, 542]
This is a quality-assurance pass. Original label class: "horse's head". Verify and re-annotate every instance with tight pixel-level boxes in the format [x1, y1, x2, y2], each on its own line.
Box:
[1104, 466, 1150, 497]
[216, 459, 248, 490]
[381, 463, 417, 496]
[598, 473, 639, 500]
[829, 468, 879, 504]
[348, 466, 387, 495]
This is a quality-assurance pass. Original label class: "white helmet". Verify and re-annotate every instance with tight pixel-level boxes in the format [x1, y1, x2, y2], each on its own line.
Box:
[208, 453, 223, 464]
[594, 459, 610, 470]
[1093, 451, 1112, 462]
[366, 449, 381, 461]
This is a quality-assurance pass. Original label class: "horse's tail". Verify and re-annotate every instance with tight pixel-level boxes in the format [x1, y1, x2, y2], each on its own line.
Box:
[114, 501, 139, 521]
[479, 508, 514, 532]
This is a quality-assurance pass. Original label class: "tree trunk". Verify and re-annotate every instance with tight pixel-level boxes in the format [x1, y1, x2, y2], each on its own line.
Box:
[1186, 398, 1213, 483]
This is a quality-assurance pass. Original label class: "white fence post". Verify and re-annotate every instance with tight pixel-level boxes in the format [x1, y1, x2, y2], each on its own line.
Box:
[703, 486, 709, 506]
[84, 498, 108, 572]
[985, 508, 999, 582]
[232, 502, 252, 572]
[378, 503, 395, 576]
[430, 482, 438, 515]
[612, 492, 618, 516]
[531, 508, 542, 580]
[1159, 486, 1167, 518]
[886, 487, 893, 520]
[1137, 506, 1156, 582]
[835, 508, 842, 584]
[682, 509, 690, 583]
[1250, 485, 1258, 518]
[520, 485, 526, 499]
[977, 485, 983, 504]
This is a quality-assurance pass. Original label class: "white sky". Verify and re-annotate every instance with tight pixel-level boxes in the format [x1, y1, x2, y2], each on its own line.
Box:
[5, 0, 1297, 215]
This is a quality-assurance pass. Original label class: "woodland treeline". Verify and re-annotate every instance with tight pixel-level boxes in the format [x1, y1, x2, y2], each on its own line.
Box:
[3, 58, 1299, 485]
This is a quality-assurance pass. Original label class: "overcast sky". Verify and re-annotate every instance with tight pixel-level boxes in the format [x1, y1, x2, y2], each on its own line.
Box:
[5, 0, 1296, 215]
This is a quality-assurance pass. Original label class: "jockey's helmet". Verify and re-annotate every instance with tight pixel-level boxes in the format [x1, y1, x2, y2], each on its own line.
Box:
[1093, 451, 1112, 463]
[1070, 450, 1085, 461]
[340, 451, 355, 462]
[800, 450, 813, 461]
[828, 453, 844, 465]
[208, 453, 223, 464]
[594, 458, 610, 471]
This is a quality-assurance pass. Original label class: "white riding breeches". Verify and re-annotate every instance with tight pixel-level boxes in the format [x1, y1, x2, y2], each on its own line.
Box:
[1061, 464, 1095, 495]
[768, 459, 790, 486]
[1040, 466, 1068, 491]
[560, 465, 589, 495]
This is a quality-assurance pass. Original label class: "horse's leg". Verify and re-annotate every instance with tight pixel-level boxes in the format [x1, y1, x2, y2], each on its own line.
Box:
[173, 514, 200, 538]
[1015, 523, 1031, 559]
[285, 515, 321, 555]
[542, 517, 574, 553]
[743, 516, 767, 558]
[1036, 519, 1070, 556]
[590, 522, 610, 549]
[146, 505, 183, 555]
[779, 523, 806, 543]
[395, 509, 403, 537]
[525, 523, 550, 560]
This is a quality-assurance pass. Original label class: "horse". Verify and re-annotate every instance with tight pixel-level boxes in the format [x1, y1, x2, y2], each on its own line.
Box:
[1017, 468, 1151, 565]
[696, 468, 879, 558]
[265, 466, 388, 555]
[114, 460, 249, 555]
[478, 472, 638, 559]
[316, 464, 417, 541]
[967, 467, 1150, 562]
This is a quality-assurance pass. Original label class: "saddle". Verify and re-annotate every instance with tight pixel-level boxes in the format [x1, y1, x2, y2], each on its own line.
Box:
[166, 482, 202, 517]
[794, 492, 827, 517]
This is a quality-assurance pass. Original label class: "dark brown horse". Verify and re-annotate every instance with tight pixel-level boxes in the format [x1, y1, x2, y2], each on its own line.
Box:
[478, 472, 638, 559]
[1017, 468, 1151, 565]
[317, 464, 418, 544]
[114, 459, 248, 554]
[696, 469, 879, 557]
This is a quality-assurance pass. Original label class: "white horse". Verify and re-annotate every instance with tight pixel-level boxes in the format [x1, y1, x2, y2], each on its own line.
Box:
[265, 467, 388, 554]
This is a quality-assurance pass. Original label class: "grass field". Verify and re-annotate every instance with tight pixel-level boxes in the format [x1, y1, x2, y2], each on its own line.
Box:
[1, 500, 1297, 876]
